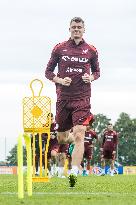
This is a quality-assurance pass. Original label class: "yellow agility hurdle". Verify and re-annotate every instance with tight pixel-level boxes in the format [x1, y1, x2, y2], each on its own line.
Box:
[17, 79, 51, 198]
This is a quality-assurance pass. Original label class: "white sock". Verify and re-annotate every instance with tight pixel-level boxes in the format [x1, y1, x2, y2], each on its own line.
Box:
[51, 166, 54, 176]
[67, 169, 71, 175]
[102, 168, 105, 174]
[70, 165, 79, 176]
[110, 169, 114, 174]
[51, 164, 57, 175]
[86, 170, 89, 175]
[54, 166, 58, 175]
[58, 167, 64, 177]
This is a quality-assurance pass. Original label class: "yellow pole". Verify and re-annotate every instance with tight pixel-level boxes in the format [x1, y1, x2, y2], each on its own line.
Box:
[24, 134, 32, 196]
[64, 159, 68, 176]
[32, 133, 35, 177]
[17, 134, 24, 199]
[45, 130, 50, 177]
[39, 133, 42, 177]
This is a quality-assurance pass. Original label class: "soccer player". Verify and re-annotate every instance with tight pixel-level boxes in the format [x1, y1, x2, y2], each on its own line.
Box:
[31, 133, 46, 176]
[47, 113, 59, 177]
[45, 17, 100, 187]
[57, 130, 74, 178]
[32, 113, 59, 176]
[100, 123, 118, 176]
[82, 123, 98, 176]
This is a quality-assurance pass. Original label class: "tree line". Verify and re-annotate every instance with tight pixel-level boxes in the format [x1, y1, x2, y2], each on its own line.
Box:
[6, 112, 136, 166]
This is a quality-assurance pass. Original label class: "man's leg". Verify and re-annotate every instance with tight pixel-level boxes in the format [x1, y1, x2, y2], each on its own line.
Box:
[57, 144, 69, 178]
[101, 158, 106, 176]
[71, 125, 86, 174]
[57, 152, 67, 178]
[57, 131, 73, 178]
[68, 125, 86, 187]
[110, 159, 115, 176]
[35, 154, 39, 175]
[82, 144, 90, 176]
[50, 149, 58, 176]
[86, 146, 93, 175]
[86, 158, 91, 175]
[57, 131, 74, 144]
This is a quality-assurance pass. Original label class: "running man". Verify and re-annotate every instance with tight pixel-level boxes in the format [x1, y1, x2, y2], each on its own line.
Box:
[45, 17, 100, 187]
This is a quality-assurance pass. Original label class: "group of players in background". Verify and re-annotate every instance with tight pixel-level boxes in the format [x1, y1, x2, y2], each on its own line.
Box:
[33, 113, 118, 178]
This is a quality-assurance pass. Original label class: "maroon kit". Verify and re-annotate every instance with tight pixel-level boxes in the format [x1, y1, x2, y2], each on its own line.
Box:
[101, 130, 118, 159]
[84, 129, 98, 160]
[45, 38, 100, 131]
[47, 122, 59, 158]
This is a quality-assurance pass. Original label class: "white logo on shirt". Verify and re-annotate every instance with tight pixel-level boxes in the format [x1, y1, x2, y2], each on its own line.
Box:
[82, 49, 88, 54]
[62, 55, 88, 63]
[66, 67, 83, 73]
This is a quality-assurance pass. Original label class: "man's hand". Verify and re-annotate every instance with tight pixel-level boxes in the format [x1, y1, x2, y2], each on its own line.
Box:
[61, 77, 72, 86]
[82, 73, 94, 83]
[50, 132, 56, 139]
[53, 76, 72, 86]
[112, 151, 116, 155]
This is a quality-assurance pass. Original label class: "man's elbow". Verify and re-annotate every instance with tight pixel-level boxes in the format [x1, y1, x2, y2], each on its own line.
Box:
[45, 69, 51, 79]
[45, 69, 55, 81]
[93, 72, 100, 80]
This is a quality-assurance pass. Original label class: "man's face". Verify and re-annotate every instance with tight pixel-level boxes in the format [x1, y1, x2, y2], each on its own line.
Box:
[107, 124, 113, 131]
[69, 21, 85, 40]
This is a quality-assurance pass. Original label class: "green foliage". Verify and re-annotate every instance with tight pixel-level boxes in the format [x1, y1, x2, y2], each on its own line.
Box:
[93, 113, 111, 135]
[6, 144, 27, 166]
[6, 112, 136, 166]
[114, 112, 136, 166]
[92, 114, 111, 165]
[90, 112, 136, 166]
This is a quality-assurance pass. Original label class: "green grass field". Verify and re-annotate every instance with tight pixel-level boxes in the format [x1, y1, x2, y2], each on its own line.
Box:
[0, 174, 136, 205]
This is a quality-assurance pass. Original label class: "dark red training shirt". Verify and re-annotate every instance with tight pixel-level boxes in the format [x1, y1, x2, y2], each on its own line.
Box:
[84, 129, 98, 145]
[49, 122, 58, 147]
[45, 38, 100, 100]
[102, 130, 118, 151]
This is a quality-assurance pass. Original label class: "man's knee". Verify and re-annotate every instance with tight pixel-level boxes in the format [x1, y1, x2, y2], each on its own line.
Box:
[111, 159, 115, 165]
[67, 132, 74, 144]
[51, 150, 57, 157]
[57, 131, 69, 144]
[73, 125, 86, 142]
[59, 152, 66, 160]
[59, 144, 69, 154]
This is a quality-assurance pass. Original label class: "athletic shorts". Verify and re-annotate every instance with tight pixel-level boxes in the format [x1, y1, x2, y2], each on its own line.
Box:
[56, 97, 91, 132]
[103, 149, 115, 160]
[58, 144, 69, 155]
[47, 144, 59, 159]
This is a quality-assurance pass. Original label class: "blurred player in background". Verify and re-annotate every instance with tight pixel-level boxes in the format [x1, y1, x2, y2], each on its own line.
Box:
[82, 122, 98, 176]
[100, 123, 118, 176]
[47, 113, 59, 177]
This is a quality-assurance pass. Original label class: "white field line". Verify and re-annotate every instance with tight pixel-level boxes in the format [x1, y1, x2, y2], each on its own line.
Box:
[0, 192, 136, 196]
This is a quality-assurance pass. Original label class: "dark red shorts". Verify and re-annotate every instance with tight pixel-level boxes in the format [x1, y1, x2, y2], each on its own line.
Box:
[84, 142, 93, 160]
[47, 144, 59, 159]
[58, 144, 69, 155]
[103, 149, 115, 160]
[56, 97, 91, 132]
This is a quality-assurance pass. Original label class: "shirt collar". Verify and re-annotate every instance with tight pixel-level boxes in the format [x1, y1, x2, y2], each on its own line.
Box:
[68, 38, 85, 46]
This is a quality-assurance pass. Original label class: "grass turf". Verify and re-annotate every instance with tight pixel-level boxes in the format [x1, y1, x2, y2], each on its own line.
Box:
[0, 174, 136, 205]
